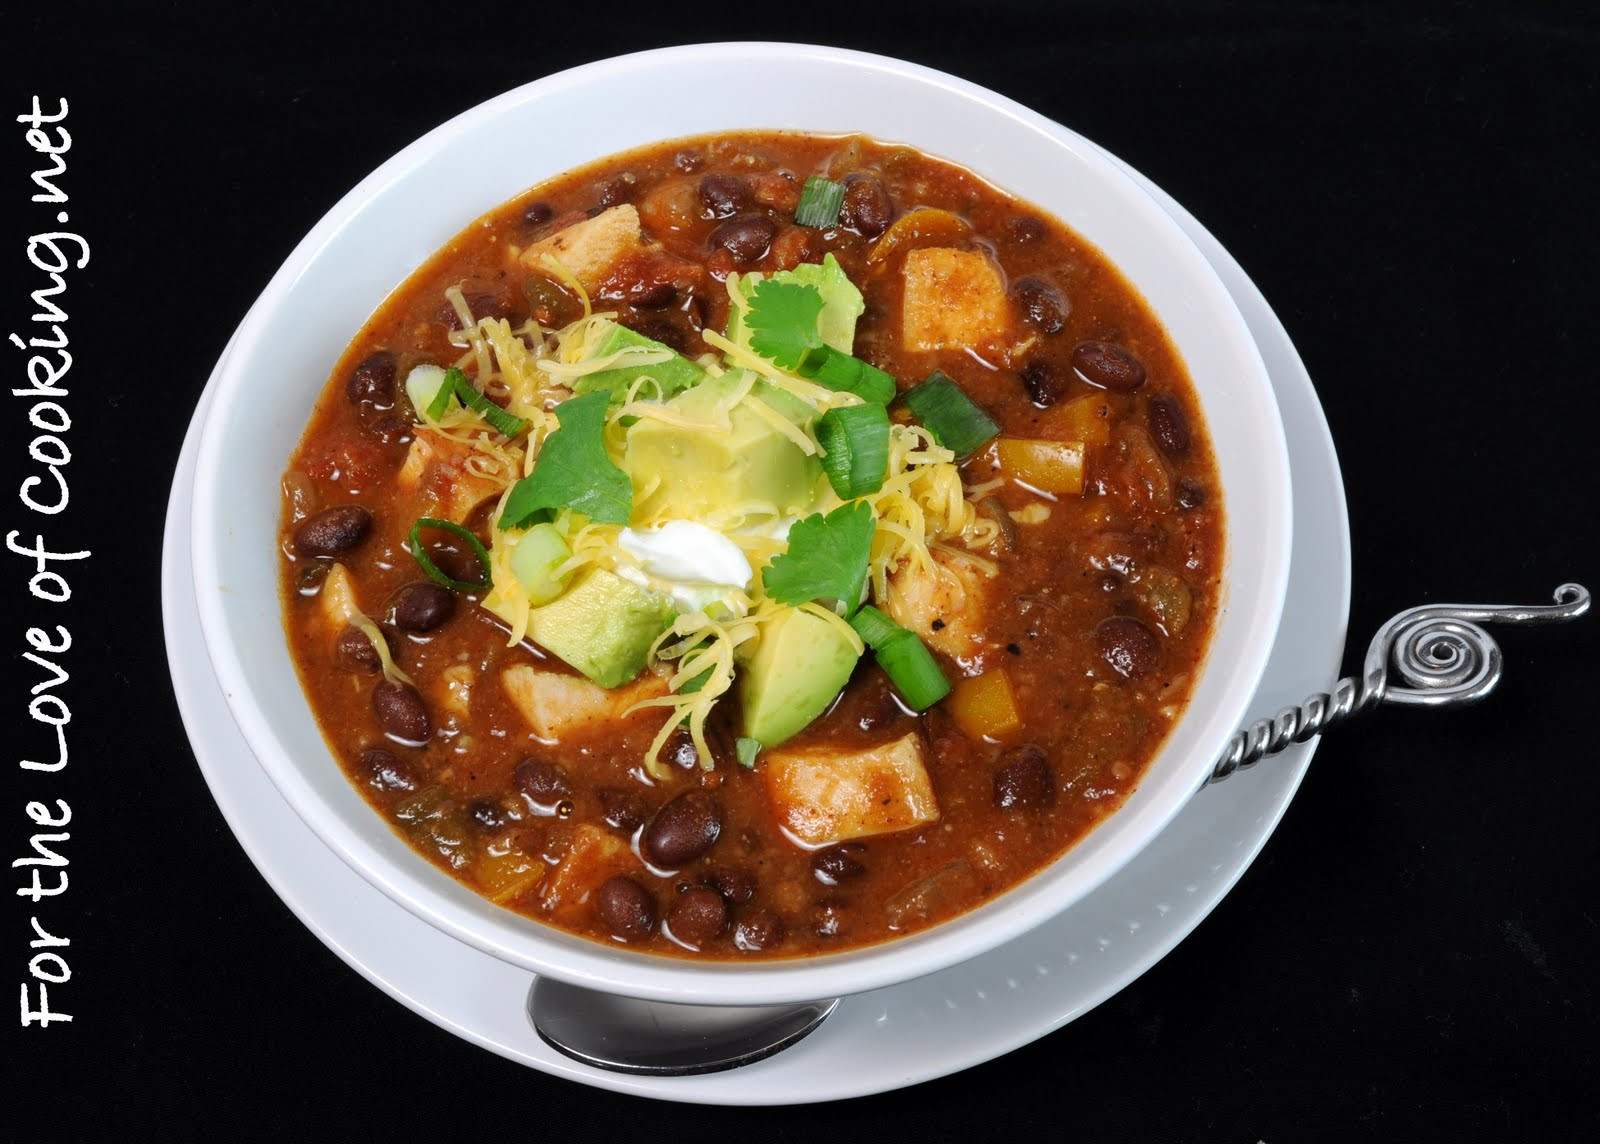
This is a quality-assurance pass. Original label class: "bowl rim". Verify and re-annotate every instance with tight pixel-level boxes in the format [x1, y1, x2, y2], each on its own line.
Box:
[190, 41, 1292, 1005]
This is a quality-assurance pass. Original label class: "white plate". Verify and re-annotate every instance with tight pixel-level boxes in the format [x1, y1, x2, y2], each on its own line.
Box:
[162, 160, 1348, 1106]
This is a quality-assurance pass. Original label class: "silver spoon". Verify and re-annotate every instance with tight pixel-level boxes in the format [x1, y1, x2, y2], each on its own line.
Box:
[530, 976, 837, 1075]
[530, 583, 1589, 1076]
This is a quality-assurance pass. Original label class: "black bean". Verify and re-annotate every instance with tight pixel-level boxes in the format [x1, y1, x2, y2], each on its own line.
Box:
[809, 898, 849, 939]
[1072, 341, 1147, 393]
[811, 843, 868, 886]
[1176, 477, 1207, 510]
[522, 201, 553, 227]
[515, 757, 572, 811]
[372, 680, 431, 745]
[293, 506, 371, 557]
[364, 414, 412, 445]
[643, 790, 723, 868]
[698, 866, 756, 906]
[698, 173, 749, 219]
[388, 581, 455, 632]
[625, 315, 691, 355]
[1096, 615, 1161, 681]
[663, 729, 700, 771]
[356, 747, 421, 794]
[630, 281, 678, 309]
[469, 799, 507, 831]
[600, 788, 650, 834]
[840, 174, 892, 238]
[595, 876, 656, 941]
[667, 887, 729, 947]
[708, 214, 777, 267]
[1020, 360, 1070, 407]
[1012, 276, 1068, 335]
[1147, 393, 1191, 458]
[346, 351, 396, 406]
[734, 911, 785, 952]
[595, 173, 638, 209]
[334, 624, 382, 673]
[994, 744, 1054, 809]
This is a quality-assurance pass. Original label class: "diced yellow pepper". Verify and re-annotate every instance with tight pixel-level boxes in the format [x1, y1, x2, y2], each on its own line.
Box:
[868, 208, 974, 264]
[947, 669, 1023, 740]
[995, 438, 1086, 495]
[1051, 394, 1114, 447]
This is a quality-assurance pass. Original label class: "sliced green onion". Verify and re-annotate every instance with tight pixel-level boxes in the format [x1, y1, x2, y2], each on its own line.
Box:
[798, 345, 897, 404]
[793, 176, 846, 228]
[850, 604, 952, 710]
[428, 366, 528, 438]
[900, 371, 1000, 458]
[816, 403, 891, 499]
[735, 737, 762, 768]
[507, 522, 572, 605]
[405, 363, 451, 418]
[408, 517, 493, 592]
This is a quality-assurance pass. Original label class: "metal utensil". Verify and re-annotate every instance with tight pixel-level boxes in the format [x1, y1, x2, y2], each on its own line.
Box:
[530, 582, 1589, 1076]
[530, 976, 837, 1075]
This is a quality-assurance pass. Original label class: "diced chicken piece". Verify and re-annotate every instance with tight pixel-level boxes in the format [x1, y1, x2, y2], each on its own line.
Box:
[438, 664, 474, 718]
[519, 204, 652, 294]
[396, 427, 511, 523]
[317, 563, 362, 630]
[538, 825, 630, 917]
[762, 732, 940, 848]
[882, 550, 995, 667]
[501, 666, 669, 742]
[901, 247, 1012, 352]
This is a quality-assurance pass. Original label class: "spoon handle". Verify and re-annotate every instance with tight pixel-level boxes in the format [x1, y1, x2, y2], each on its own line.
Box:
[1207, 582, 1591, 785]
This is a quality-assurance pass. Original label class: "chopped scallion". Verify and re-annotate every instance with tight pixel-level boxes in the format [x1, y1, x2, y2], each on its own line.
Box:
[850, 605, 952, 710]
[794, 176, 846, 228]
[408, 517, 493, 593]
[800, 345, 897, 404]
[900, 371, 1000, 458]
[427, 366, 528, 438]
[816, 403, 891, 499]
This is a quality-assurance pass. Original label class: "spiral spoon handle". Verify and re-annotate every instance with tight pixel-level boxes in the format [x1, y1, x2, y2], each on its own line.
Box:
[1208, 583, 1590, 784]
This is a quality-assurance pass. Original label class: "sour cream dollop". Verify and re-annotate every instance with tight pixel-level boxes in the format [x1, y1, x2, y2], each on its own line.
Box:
[617, 521, 755, 613]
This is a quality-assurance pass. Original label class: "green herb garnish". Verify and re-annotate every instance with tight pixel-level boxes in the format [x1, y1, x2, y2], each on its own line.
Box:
[900, 371, 1000, 458]
[805, 346, 896, 404]
[761, 500, 875, 612]
[816, 403, 891, 499]
[745, 279, 829, 372]
[735, 737, 762, 768]
[408, 517, 493, 592]
[743, 278, 895, 403]
[794, 176, 846, 228]
[426, 366, 528, 438]
[850, 604, 951, 710]
[499, 391, 632, 528]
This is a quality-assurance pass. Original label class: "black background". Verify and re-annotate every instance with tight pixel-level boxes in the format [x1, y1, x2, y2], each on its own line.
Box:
[5, 2, 1597, 1139]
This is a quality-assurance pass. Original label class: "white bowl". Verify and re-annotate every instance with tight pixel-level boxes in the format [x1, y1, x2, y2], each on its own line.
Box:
[191, 43, 1291, 1006]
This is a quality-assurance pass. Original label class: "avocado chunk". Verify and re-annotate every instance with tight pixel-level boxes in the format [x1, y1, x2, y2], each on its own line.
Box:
[739, 606, 861, 747]
[624, 371, 822, 522]
[526, 568, 675, 688]
[572, 321, 706, 401]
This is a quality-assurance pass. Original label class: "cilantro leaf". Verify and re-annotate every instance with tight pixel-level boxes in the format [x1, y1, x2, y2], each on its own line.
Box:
[761, 500, 875, 611]
[499, 391, 632, 528]
[744, 279, 828, 371]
